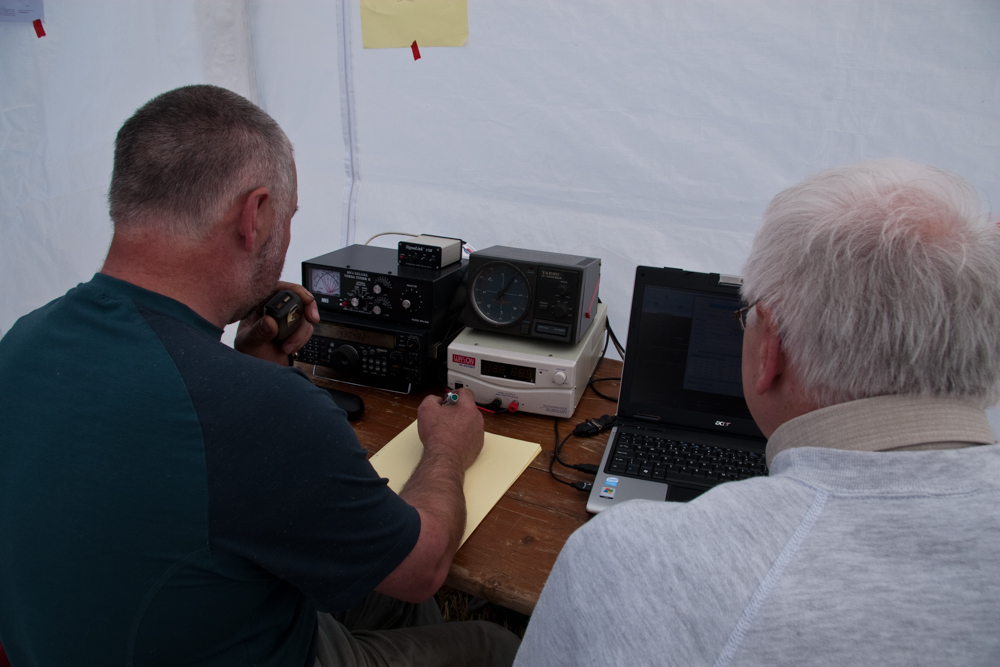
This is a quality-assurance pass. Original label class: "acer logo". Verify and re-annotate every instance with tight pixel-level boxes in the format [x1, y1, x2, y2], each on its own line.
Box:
[715, 420, 731, 427]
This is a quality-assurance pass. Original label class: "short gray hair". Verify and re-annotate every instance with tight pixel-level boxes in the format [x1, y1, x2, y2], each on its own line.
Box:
[742, 159, 1000, 408]
[108, 85, 295, 237]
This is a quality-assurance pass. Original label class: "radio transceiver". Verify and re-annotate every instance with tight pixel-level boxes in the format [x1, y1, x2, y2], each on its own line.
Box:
[448, 303, 607, 416]
[297, 313, 444, 393]
[466, 246, 601, 344]
[298, 245, 467, 392]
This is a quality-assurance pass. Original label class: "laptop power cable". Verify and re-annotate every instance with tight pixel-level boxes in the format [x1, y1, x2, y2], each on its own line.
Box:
[549, 415, 617, 493]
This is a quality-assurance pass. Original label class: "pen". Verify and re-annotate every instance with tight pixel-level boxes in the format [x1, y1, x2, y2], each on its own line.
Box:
[442, 391, 459, 406]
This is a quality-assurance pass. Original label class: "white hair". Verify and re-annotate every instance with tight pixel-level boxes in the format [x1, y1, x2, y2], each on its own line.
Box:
[742, 159, 1000, 408]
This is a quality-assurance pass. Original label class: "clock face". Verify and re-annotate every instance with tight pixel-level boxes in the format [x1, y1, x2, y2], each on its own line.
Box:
[471, 262, 531, 326]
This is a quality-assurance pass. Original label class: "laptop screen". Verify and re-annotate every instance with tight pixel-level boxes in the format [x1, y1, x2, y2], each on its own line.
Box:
[619, 268, 763, 439]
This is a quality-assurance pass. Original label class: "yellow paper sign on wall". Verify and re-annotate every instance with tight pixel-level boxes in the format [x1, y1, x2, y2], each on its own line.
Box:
[360, 0, 468, 48]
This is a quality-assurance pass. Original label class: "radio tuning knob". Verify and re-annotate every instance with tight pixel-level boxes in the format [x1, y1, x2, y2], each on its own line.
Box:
[551, 304, 568, 318]
[553, 371, 568, 385]
[331, 345, 360, 373]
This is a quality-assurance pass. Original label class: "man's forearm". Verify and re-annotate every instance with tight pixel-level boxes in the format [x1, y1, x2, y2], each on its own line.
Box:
[399, 450, 468, 560]
[375, 389, 483, 602]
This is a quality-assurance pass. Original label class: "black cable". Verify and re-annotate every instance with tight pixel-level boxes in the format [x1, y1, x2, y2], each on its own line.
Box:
[607, 319, 625, 358]
[548, 420, 589, 491]
[548, 415, 617, 492]
[587, 377, 621, 402]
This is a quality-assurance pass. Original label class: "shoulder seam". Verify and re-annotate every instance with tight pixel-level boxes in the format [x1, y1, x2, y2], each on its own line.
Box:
[713, 490, 829, 667]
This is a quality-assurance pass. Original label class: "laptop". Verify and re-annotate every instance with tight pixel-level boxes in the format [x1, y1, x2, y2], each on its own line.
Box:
[586, 266, 767, 513]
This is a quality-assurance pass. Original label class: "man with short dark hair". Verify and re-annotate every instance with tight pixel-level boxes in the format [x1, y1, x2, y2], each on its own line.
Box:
[514, 159, 1000, 666]
[0, 85, 519, 667]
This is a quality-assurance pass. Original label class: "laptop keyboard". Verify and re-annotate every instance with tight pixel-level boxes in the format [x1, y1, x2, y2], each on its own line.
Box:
[605, 431, 768, 486]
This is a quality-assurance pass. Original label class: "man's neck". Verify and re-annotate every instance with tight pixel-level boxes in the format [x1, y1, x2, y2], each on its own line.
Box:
[101, 227, 236, 328]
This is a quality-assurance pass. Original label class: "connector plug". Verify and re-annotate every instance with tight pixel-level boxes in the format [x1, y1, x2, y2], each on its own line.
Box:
[572, 414, 616, 437]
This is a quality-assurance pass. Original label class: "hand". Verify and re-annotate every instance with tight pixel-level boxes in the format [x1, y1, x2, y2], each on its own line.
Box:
[235, 281, 320, 366]
[416, 388, 484, 471]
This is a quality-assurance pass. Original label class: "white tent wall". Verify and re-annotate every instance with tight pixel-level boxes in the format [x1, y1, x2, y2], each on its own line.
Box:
[2, 2, 999, 428]
[0, 1, 261, 338]
[345, 0, 1000, 352]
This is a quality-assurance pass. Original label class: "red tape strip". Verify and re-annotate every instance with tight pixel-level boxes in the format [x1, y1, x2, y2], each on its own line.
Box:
[411, 40, 421, 60]
[33, 19, 45, 38]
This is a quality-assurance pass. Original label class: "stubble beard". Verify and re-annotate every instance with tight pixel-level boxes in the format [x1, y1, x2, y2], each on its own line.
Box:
[230, 222, 287, 324]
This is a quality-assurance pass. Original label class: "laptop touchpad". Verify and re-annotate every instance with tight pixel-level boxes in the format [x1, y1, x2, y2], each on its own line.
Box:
[666, 485, 705, 502]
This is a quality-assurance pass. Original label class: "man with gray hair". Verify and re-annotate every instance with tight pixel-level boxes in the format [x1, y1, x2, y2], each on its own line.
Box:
[514, 159, 1000, 666]
[0, 85, 519, 666]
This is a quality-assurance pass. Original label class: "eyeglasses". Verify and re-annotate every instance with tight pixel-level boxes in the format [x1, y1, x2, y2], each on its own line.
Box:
[733, 301, 758, 332]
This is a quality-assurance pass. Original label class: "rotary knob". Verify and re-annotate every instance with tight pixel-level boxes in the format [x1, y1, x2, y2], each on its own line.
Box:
[551, 304, 568, 319]
[371, 296, 392, 316]
[552, 371, 568, 385]
[400, 289, 422, 312]
[330, 345, 360, 373]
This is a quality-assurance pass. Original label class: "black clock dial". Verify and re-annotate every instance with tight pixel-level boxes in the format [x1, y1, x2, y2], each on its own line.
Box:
[472, 262, 531, 326]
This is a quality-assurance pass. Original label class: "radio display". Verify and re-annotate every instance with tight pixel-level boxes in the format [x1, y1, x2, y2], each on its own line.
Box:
[481, 360, 536, 384]
[314, 322, 395, 349]
[310, 268, 342, 296]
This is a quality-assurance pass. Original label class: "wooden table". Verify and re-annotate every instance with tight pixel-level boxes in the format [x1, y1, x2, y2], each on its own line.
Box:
[298, 359, 623, 617]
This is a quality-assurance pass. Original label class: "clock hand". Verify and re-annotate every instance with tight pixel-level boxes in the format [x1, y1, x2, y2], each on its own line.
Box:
[495, 275, 517, 302]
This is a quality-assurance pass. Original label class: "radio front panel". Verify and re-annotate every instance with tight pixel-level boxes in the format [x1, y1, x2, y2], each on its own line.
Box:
[303, 245, 467, 331]
[297, 317, 439, 393]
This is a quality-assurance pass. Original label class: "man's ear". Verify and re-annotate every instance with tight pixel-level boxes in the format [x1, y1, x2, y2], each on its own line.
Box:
[237, 186, 272, 252]
[754, 304, 787, 395]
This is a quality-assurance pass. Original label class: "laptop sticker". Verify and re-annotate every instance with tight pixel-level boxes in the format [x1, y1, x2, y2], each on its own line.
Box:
[599, 486, 616, 499]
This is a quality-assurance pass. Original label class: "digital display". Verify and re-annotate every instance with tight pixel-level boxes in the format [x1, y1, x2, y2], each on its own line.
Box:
[310, 268, 342, 296]
[481, 360, 536, 384]
[314, 322, 395, 349]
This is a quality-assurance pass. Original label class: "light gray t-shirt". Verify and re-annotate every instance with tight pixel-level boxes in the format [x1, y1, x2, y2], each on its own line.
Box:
[515, 402, 999, 666]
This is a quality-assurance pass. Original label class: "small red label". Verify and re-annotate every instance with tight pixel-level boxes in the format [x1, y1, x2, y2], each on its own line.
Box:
[411, 40, 421, 60]
[33, 19, 45, 38]
[452, 353, 475, 366]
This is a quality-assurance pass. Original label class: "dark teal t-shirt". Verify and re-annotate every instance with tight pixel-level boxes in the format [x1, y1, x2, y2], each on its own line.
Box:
[0, 274, 420, 666]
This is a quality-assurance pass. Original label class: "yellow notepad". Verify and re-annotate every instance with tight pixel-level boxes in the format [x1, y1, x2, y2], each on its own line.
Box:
[369, 421, 542, 546]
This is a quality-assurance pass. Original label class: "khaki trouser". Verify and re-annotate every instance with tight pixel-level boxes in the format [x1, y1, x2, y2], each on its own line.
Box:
[315, 592, 520, 667]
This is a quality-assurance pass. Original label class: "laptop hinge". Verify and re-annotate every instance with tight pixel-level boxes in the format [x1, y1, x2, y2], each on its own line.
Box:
[632, 413, 661, 422]
[719, 274, 743, 286]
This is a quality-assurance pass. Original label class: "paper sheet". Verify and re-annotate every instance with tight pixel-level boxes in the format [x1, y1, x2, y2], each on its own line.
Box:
[0, 0, 43, 22]
[369, 421, 541, 546]
[360, 0, 468, 48]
